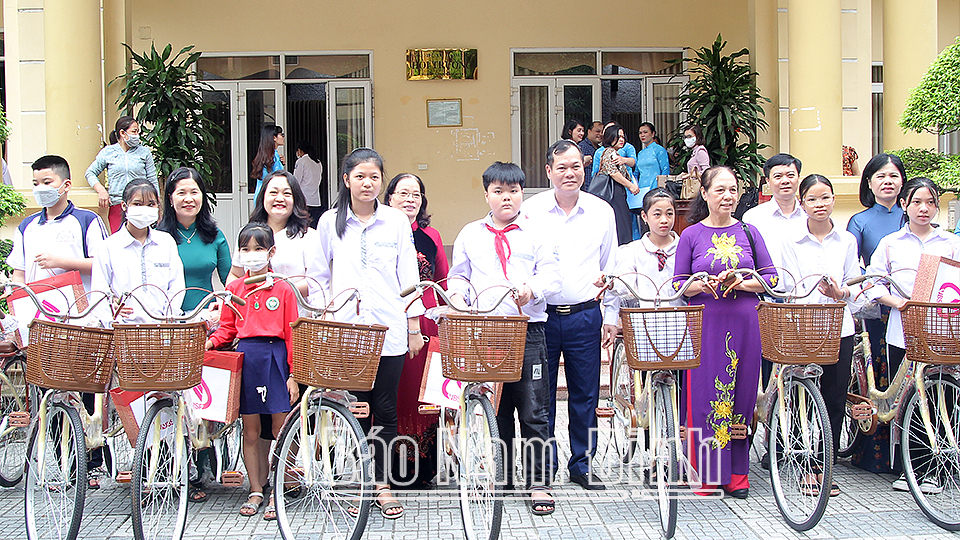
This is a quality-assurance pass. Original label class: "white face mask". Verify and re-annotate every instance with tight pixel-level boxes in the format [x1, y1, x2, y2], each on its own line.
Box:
[126, 133, 141, 148]
[239, 251, 270, 272]
[684, 137, 697, 149]
[125, 206, 158, 229]
[32, 184, 63, 208]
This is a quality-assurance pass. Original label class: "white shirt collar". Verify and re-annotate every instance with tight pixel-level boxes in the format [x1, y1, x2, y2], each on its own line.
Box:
[892, 223, 951, 243]
[346, 201, 382, 226]
[795, 220, 843, 244]
[772, 199, 804, 219]
[639, 232, 679, 255]
[114, 225, 157, 248]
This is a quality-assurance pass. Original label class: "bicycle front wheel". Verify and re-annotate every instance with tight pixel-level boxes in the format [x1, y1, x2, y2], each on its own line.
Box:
[212, 418, 243, 482]
[459, 394, 503, 540]
[901, 373, 960, 531]
[131, 398, 189, 540]
[652, 382, 678, 538]
[768, 377, 832, 531]
[0, 354, 29, 486]
[609, 339, 636, 464]
[274, 398, 371, 540]
[24, 401, 86, 540]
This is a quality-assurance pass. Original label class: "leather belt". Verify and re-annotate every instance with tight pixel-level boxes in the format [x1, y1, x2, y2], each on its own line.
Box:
[547, 299, 600, 316]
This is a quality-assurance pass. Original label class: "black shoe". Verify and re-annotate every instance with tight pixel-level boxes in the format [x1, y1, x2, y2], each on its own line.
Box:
[759, 452, 770, 470]
[724, 487, 749, 499]
[569, 473, 606, 491]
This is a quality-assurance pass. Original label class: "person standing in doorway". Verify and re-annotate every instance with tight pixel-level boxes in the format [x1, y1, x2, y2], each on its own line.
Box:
[580, 121, 603, 190]
[85, 115, 158, 233]
[523, 139, 619, 491]
[251, 125, 286, 200]
[293, 141, 323, 227]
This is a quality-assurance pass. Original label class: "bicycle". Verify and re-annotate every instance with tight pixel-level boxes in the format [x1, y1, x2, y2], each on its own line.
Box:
[402, 280, 528, 540]
[0, 280, 115, 540]
[845, 272, 960, 531]
[733, 268, 846, 531]
[595, 271, 709, 539]
[246, 273, 380, 540]
[111, 286, 246, 540]
[0, 332, 31, 487]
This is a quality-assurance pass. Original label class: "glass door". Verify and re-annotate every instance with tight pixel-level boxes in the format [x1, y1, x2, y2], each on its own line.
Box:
[326, 80, 372, 205]
[239, 82, 285, 217]
[512, 78, 599, 191]
[644, 75, 688, 145]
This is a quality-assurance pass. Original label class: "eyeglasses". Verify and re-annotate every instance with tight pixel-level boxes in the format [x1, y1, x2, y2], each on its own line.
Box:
[803, 194, 835, 206]
[394, 191, 422, 201]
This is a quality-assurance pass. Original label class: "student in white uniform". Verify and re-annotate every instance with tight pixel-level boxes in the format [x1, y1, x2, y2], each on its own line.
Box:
[611, 187, 683, 307]
[864, 177, 960, 493]
[314, 148, 423, 519]
[91, 178, 185, 325]
[781, 174, 864, 497]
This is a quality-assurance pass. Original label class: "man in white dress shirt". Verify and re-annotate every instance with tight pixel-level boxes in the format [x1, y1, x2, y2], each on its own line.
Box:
[523, 140, 618, 490]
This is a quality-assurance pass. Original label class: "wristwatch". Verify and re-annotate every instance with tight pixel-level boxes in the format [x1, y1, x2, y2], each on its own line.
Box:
[408, 329, 422, 335]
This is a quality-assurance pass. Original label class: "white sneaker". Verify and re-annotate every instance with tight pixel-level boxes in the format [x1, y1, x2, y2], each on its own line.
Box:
[920, 476, 943, 495]
[892, 474, 909, 492]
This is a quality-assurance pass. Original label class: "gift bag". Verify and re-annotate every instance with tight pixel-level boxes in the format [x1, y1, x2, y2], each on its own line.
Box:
[4, 271, 89, 345]
[185, 350, 243, 424]
[418, 339, 502, 411]
[110, 388, 153, 446]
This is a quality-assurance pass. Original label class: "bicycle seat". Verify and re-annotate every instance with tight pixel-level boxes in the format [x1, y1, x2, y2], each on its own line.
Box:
[0, 340, 19, 355]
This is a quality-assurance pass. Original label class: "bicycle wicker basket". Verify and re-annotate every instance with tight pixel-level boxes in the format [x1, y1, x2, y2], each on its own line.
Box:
[621, 306, 703, 370]
[901, 301, 960, 365]
[26, 320, 114, 393]
[290, 318, 387, 391]
[757, 302, 844, 365]
[436, 313, 528, 383]
[113, 322, 207, 391]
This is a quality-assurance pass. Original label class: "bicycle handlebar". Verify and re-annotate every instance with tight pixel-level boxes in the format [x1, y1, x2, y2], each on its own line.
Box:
[845, 273, 911, 299]
[726, 268, 824, 302]
[401, 281, 518, 315]
[601, 271, 713, 305]
[244, 272, 357, 316]
[0, 280, 112, 321]
[122, 289, 245, 323]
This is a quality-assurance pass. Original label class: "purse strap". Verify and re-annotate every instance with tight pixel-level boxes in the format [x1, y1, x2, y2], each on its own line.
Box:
[740, 221, 758, 266]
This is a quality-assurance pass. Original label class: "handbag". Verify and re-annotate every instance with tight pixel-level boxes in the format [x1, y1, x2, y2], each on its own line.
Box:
[680, 169, 700, 199]
[587, 172, 615, 202]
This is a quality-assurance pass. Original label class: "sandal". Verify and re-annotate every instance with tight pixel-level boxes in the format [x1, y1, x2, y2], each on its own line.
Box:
[375, 487, 404, 519]
[88, 466, 106, 490]
[283, 485, 304, 500]
[239, 492, 263, 517]
[530, 490, 555, 516]
[188, 483, 208, 503]
[263, 495, 277, 521]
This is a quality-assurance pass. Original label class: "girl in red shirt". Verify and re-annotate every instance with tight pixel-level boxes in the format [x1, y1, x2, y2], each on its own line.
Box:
[206, 222, 299, 518]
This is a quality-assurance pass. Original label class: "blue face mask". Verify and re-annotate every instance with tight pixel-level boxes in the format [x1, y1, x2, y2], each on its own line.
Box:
[32, 184, 63, 208]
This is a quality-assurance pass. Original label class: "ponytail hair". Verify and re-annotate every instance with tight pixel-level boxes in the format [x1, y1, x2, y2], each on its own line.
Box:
[110, 115, 136, 145]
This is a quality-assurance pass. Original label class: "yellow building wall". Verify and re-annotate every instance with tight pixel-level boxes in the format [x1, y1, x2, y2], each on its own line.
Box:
[124, 0, 750, 241]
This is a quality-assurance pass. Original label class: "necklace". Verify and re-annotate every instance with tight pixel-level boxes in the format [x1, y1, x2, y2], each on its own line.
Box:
[178, 228, 197, 244]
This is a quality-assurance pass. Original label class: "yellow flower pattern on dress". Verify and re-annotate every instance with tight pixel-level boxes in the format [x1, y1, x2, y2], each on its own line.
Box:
[706, 332, 745, 449]
[706, 233, 743, 270]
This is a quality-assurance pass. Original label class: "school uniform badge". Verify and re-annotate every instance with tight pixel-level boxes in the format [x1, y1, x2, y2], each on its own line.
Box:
[266, 296, 280, 311]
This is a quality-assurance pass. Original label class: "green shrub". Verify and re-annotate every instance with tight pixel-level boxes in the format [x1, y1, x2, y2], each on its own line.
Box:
[889, 148, 960, 190]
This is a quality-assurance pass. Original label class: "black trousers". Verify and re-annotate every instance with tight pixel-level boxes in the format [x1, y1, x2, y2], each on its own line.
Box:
[354, 354, 405, 485]
[81, 392, 103, 469]
[820, 335, 854, 459]
[497, 323, 551, 489]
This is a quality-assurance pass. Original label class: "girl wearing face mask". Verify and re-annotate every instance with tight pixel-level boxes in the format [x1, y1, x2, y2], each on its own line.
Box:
[206, 222, 300, 518]
[680, 125, 710, 180]
[85, 116, 159, 233]
[91, 179, 184, 325]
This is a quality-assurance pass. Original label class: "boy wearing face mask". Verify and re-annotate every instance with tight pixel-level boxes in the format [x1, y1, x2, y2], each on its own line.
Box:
[7, 155, 110, 488]
[8, 155, 108, 292]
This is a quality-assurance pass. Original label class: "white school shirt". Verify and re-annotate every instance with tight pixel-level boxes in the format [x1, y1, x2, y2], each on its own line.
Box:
[742, 199, 807, 270]
[780, 222, 863, 338]
[448, 213, 561, 322]
[864, 225, 960, 349]
[315, 204, 424, 356]
[612, 232, 684, 308]
[522, 190, 619, 325]
[7, 202, 108, 292]
[91, 226, 185, 325]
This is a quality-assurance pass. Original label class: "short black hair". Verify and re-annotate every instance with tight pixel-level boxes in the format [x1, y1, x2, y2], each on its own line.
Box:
[762, 153, 802, 178]
[602, 124, 622, 147]
[545, 139, 582, 167]
[237, 222, 276, 250]
[32, 155, 71, 180]
[482, 161, 525, 190]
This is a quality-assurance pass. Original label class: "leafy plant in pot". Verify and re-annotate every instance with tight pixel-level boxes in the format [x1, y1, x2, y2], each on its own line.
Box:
[666, 35, 770, 207]
[113, 43, 223, 206]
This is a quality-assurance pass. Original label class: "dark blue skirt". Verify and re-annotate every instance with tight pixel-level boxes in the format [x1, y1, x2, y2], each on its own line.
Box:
[237, 337, 292, 415]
